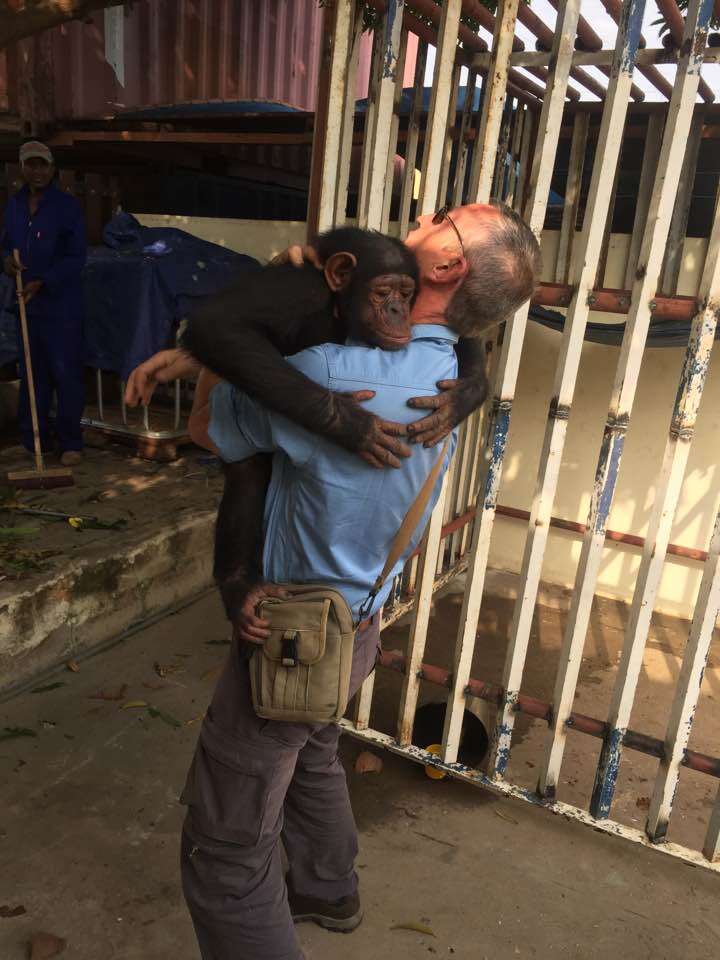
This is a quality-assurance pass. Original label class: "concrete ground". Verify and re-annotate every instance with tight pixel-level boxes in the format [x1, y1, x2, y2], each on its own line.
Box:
[1, 591, 718, 960]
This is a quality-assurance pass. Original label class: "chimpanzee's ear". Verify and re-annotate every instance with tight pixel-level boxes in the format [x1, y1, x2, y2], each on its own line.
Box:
[324, 252, 358, 292]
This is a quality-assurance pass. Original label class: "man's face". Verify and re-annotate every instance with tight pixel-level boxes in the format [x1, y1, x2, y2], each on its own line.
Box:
[405, 203, 498, 278]
[22, 158, 54, 191]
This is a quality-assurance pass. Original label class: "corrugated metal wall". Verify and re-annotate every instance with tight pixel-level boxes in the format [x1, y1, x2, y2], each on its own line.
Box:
[3, 0, 324, 121]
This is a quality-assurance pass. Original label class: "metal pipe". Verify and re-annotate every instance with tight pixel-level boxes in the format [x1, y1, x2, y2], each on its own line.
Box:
[654, 0, 716, 102]
[535, 282, 699, 321]
[378, 650, 720, 777]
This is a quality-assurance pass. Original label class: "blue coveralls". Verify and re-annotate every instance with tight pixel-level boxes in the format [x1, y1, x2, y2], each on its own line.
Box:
[1, 183, 87, 453]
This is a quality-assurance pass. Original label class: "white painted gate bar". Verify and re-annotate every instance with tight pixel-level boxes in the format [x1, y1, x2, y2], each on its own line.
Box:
[623, 112, 664, 289]
[398, 40, 428, 237]
[648, 506, 720, 845]
[417, 0, 462, 215]
[441, 0, 582, 767]
[554, 111, 589, 284]
[589, 116, 720, 819]
[316, 0, 355, 233]
[490, 0, 647, 781]
[364, 1, 405, 231]
[539, 0, 716, 801]
[469, 0, 521, 204]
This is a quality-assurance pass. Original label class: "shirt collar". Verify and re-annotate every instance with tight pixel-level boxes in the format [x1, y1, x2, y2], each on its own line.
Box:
[346, 323, 458, 348]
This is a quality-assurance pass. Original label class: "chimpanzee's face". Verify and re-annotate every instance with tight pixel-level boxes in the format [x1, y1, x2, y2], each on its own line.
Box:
[345, 273, 416, 350]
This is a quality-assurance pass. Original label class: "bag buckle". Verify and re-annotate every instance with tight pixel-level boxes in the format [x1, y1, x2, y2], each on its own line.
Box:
[281, 630, 299, 667]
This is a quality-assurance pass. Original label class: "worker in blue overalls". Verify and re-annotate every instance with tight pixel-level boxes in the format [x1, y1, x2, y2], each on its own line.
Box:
[2, 141, 86, 466]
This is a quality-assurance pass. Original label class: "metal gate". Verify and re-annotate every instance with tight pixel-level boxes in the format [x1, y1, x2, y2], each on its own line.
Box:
[311, 0, 720, 872]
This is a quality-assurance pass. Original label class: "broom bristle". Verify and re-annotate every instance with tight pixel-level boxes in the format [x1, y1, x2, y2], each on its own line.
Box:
[7, 467, 74, 489]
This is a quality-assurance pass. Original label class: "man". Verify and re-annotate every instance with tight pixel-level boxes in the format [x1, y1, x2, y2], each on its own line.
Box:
[1, 141, 86, 465]
[181, 204, 541, 960]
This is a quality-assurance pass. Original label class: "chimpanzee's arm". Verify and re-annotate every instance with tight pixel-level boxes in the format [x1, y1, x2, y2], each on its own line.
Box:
[213, 456, 272, 623]
[183, 264, 409, 467]
[406, 335, 489, 446]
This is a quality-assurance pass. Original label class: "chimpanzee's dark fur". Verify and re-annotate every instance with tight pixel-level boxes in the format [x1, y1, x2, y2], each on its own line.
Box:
[183, 228, 487, 625]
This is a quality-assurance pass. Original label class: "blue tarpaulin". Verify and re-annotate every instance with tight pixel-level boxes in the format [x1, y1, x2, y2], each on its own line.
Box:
[0, 213, 259, 379]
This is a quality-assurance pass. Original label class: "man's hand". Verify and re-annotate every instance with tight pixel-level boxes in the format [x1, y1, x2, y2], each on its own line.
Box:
[20, 278, 42, 305]
[124, 348, 201, 407]
[407, 375, 488, 447]
[236, 583, 290, 644]
[269, 244, 323, 269]
[3, 254, 23, 277]
[334, 390, 411, 469]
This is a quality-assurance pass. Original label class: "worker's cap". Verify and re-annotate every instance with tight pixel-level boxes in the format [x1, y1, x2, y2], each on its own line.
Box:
[19, 141, 54, 166]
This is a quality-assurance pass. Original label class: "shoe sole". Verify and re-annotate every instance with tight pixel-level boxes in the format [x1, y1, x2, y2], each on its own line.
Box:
[292, 910, 363, 934]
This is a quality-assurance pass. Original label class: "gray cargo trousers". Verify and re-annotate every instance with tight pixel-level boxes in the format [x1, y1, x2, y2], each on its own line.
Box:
[180, 617, 380, 960]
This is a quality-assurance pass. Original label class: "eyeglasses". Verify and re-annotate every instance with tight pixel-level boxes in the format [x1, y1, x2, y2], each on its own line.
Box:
[432, 206, 465, 257]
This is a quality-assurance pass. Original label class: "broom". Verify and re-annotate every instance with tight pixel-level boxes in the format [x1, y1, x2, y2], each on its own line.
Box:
[7, 250, 74, 489]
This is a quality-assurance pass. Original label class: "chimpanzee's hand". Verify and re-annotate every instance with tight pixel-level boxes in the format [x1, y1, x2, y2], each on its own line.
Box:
[406, 374, 489, 448]
[269, 245, 323, 270]
[235, 582, 290, 644]
[333, 390, 411, 469]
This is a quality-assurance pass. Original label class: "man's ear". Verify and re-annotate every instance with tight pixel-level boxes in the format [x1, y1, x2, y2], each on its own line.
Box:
[324, 251, 358, 292]
[430, 253, 468, 285]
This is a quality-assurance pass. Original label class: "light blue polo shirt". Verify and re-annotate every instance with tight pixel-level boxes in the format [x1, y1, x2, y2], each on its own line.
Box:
[209, 324, 458, 619]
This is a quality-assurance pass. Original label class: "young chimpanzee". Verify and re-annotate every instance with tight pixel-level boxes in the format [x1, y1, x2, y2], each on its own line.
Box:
[183, 227, 487, 626]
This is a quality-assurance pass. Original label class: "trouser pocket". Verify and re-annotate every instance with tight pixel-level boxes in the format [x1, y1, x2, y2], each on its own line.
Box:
[182, 718, 282, 845]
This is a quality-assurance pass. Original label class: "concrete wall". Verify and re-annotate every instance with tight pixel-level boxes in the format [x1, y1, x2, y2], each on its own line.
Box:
[135, 214, 719, 619]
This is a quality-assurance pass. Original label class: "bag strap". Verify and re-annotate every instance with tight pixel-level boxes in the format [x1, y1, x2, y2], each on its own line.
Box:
[357, 437, 450, 622]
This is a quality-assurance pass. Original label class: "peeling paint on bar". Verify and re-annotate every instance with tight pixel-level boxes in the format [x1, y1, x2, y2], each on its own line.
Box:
[338, 720, 720, 875]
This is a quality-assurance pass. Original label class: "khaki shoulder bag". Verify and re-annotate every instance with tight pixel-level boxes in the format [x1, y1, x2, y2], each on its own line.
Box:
[251, 439, 449, 724]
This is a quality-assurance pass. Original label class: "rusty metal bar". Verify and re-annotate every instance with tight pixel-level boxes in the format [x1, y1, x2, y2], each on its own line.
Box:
[589, 142, 720, 821]
[535, 282, 699, 320]
[490, 0, 647, 780]
[438, 63, 463, 207]
[540, 0, 716, 802]
[647, 507, 720, 844]
[378, 650, 720, 779]
[505, 101, 526, 208]
[334, 8, 364, 227]
[441, 0, 582, 768]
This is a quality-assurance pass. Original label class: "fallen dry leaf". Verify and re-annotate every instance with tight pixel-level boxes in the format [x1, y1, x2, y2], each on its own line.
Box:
[89, 685, 128, 702]
[185, 714, 204, 725]
[29, 931, 67, 959]
[65, 660, 79, 673]
[391, 921, 436, 937]
[0, 903, 26, 918]
[153, 661, 181, 679]
[201, 666, 222, 682]
[493, 808, 519, 826]
[121, 700, 148, 710]
[142, 682, 164, 691]
[354, 751, 383, 775]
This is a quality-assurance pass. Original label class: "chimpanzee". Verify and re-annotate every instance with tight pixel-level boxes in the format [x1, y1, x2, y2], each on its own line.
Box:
[183, 227, 488, 626]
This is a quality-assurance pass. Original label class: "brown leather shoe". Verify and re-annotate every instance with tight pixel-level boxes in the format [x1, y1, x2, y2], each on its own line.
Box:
[288, 885, 363, 933]
[60, 450, 82, 467]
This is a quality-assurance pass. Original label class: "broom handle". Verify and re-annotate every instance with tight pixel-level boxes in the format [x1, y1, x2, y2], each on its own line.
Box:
[13, 249, 44, 473]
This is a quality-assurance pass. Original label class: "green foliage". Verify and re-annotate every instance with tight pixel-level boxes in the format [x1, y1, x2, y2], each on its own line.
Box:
[318, 1, 509, 37]
[653, 1, 720, 37]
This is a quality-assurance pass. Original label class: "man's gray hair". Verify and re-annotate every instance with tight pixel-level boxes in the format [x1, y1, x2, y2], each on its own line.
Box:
[446, 202, 542, 338]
